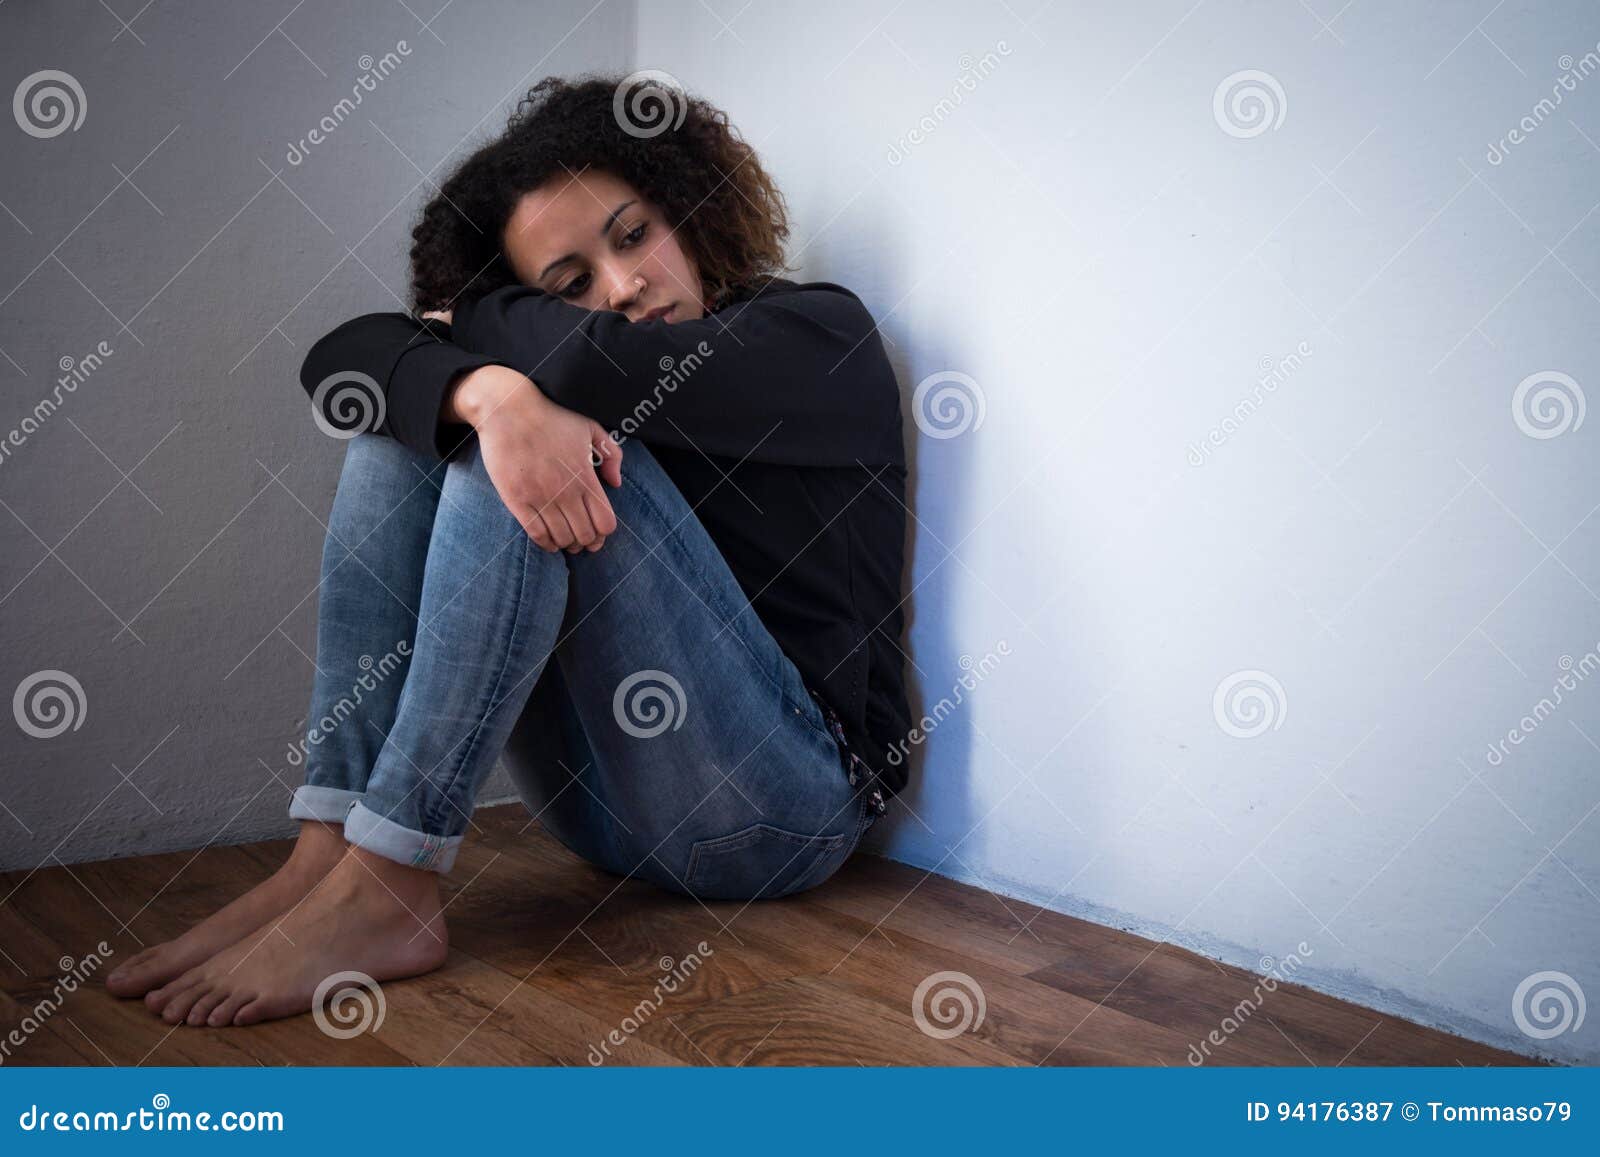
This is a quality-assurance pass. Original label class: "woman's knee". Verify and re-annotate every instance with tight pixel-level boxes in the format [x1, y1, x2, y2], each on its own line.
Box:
[570, 440, 700, 569]
[327, 434, 446, 542]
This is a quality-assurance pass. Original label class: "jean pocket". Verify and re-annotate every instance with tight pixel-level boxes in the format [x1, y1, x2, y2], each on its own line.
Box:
[685, 823, 848, 901]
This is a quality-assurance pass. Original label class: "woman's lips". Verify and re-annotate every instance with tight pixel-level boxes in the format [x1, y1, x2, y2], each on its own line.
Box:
[641, 304, 673, 322]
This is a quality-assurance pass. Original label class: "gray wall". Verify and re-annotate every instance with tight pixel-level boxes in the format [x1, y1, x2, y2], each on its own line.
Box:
[1, 0, 634, 864]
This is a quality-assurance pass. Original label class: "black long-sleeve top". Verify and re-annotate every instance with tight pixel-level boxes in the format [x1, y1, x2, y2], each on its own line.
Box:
[298, 278, 913, 796]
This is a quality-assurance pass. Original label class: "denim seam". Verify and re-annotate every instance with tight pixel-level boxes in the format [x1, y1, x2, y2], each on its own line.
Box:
[622, 469, 836, 747]
[684, 824, 848, 896]
[785, 833, 854, 897]
[411, 832, 446, 869]
[288, 784, 364, 822]
[420, 522, 537, 836]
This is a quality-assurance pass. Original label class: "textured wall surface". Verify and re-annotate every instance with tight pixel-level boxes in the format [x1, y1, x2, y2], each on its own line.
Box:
[0, 0, 633, 865]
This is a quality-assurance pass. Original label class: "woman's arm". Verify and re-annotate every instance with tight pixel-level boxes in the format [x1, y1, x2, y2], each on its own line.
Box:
[298, 313, 499, 462]
[449, 280, 904, 467]
[299, 280, 903, 468]
[298, 314, 624, 555]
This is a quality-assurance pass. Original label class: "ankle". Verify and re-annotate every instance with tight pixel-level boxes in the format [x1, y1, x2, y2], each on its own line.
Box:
[332, 846, 442, 912]
[283, 820, 347, 877]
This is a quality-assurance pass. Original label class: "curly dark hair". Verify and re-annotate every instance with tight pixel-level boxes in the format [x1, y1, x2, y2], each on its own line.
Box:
[408, 73, 791, 313]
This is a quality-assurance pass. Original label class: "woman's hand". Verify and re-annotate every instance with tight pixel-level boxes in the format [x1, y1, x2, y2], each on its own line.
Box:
[451, 365, 623, 554]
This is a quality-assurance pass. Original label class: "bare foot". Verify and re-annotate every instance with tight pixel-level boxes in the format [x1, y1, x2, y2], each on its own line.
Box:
[105, 821, 347, 999]
[142, 846, 447, 1028]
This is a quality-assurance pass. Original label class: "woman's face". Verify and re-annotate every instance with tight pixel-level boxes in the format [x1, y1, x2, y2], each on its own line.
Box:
[501, 168, 707, 323]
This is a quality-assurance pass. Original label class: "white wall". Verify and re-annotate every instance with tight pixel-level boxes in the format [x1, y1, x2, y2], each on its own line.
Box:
[637, 0, 1600, 1063]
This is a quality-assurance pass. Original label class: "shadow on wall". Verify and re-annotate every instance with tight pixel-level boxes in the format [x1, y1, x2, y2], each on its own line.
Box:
[812, 212, 987, 858]
[829, 205, 1120, 895]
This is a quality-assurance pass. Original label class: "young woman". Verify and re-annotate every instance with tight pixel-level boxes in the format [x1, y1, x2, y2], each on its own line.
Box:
[104, 75, 911, 1028]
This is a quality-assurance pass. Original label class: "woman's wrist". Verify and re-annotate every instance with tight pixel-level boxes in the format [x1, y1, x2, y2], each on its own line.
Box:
[445, 365, 536, 427]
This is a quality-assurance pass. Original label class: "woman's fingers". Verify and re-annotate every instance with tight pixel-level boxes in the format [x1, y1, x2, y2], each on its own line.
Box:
[590, 422, 624, 488]
[542, 504, 579, 551]
[581, 490, 615, 552]
[559, 490, 601, 550]
[575, 464, 617, 552]
[516, 506, 557, 553]
[518, 508, 556, 553]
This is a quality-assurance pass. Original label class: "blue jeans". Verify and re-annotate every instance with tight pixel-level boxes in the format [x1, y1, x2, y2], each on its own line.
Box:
[287, 432, 876, 900]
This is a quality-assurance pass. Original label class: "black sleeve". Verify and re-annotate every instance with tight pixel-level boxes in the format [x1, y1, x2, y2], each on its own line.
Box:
[450, 280, 903, 466]
[298, 313, 500, 462]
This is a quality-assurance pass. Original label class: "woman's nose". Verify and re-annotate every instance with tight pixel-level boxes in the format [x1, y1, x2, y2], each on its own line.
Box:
[608, 272, 644, 311]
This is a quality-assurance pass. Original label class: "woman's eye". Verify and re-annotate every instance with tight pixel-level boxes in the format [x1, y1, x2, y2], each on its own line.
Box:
[553, 225, 643, 297]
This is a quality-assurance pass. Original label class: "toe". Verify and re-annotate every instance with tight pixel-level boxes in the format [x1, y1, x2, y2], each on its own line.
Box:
[209, 990, 252, 1027]
[145, 979, 184, 1013]
[162, 982, 209, 1025]
[105, 949, 158, 995]
[188, 987, 227, 1026]
[233, 997, 266, 1026]
[145, 960, 209, 1013]
[107, 946, 152, 978]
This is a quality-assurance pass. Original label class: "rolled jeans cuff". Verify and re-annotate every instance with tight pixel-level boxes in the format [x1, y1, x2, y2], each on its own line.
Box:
[344, 800, 463, 874]
[288, 785, 362, 825]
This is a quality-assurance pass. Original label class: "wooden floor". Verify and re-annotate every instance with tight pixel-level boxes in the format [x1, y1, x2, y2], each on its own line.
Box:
[0, 804, 1537, 1066]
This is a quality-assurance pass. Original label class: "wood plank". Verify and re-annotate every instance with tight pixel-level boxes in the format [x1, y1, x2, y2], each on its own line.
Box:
[0, 988, 105, 1066]
[809, 854, 1129, 974]
[440, 828, 809, 1063]
[1337, 1016, 1538, 1067]
[1025, 946, 1537, 1067]
[1025, 945, 1337, 1065]
[727, 894, 1196, 1065]
[351, 949, 683, 1066]
[666, 975, 1020, 1066]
